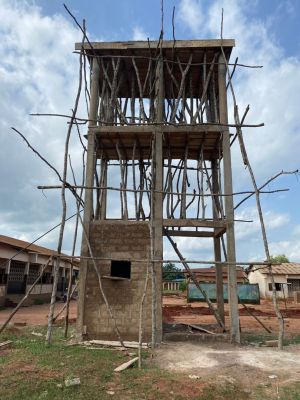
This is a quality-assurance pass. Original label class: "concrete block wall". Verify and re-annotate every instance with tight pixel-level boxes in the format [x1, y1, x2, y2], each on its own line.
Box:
[82, 220, 162, 342]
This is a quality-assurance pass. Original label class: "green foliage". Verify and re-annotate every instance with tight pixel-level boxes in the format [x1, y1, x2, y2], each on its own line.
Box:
[33, 298, 45, 305]
[179, 281, 187, 292]
[270, 254, 290, 263]
[162, 262, 184, 281]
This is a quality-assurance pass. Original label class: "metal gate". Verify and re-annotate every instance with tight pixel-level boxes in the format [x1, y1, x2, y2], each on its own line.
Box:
[287, 279, 300, 297]
[7, 261, 25, 294]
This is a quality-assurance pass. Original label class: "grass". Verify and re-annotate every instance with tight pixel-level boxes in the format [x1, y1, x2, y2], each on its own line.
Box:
[1, 326, 300, 399]
[242, 332, 300, 347]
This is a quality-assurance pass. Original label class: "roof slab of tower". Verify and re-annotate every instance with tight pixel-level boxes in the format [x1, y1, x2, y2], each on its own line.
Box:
[75, 40, 234, 97]
[76, 39, 235, 161]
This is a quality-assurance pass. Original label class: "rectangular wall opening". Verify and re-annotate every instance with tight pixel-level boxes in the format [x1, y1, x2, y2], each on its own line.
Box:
[111, 260, 131, 279]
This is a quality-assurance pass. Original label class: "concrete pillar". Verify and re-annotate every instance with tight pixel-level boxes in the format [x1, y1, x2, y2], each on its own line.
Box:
[77, 57, 100, 340]
[218, 53, 240, 343]
[151, 56, 164, 344]
[211, 160, 225, 324]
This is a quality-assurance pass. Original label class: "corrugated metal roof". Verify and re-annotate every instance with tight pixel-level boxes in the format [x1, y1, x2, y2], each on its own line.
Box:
[0, 234, 79, 265]
[188, 266, 246, 279]
[254, 263, 300, 275]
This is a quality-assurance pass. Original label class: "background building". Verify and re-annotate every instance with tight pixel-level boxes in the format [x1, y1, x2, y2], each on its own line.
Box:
[248, 263, 300, 299]
[0, 235, 78, 307]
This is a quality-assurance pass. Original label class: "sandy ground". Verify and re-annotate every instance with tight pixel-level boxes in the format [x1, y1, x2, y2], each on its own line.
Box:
[0, 300, 77, 326]
[163, 294, 300, 336]
[156, 341, 300, 373]
[155, 341, 300, 395]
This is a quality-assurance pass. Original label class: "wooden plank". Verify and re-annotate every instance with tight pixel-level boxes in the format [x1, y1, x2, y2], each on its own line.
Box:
[114, 357, 139, 372]
[83, 340, 147, 349]
[90, 125, 224, 134]
[102, 275, 130, 281]
[214, 227, 226, 238]
[0, 340, 12, 349]
[163, 230, 214, 238]
[163, 219, 226, 228]
[184, 323, 216, 335]
[75, 39, 235, 51]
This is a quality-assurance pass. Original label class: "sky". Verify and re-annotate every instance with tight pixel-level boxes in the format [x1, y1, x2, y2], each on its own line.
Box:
[0, 0, 299, 265]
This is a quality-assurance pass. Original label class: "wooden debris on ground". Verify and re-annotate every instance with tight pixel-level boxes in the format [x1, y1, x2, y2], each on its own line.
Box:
[114, 357, 139, 372]
[181, 322, 216, 335]
[31, 331, 43, 337]
[264, 340, 279, 347]
[0, 340, 12, 350]
[83, 340, 148, 349]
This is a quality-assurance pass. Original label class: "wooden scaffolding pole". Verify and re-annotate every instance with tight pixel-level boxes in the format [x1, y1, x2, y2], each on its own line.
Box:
[77, 57, 100, 340]
[218, 53, 240, 343]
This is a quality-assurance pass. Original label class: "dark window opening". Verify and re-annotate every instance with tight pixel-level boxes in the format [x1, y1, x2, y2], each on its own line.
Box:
[268, 283, 284, 291]
[111, 260, 131, 279]
[41, 272, 52, 284]
[0, 269, 6, 285]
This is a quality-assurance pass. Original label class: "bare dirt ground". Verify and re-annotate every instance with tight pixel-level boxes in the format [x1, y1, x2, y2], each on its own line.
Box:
[163, 294, 300, 336]
[1, 295, 300, 398]
[156, 341, 300, 374]
[1, 294, 299, 337]
[155, 341, 300, 398]
[0, 300, 77, 326]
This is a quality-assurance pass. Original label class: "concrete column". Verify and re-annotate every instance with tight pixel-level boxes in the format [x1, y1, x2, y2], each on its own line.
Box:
[77, 58, 100, 340]
[218, 53, 240, 343]
[211, 160, 225, 324]
[151, 56, 164, 344]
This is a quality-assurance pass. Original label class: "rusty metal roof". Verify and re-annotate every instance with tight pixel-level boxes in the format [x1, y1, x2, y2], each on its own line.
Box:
[254, 263, 300, 275]
[188, 266, 246, 280]
[0, 235, 79, 265]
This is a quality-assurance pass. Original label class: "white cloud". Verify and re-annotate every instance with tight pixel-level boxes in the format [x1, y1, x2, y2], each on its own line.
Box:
[177, 0, 300, 182]
[235, 207, 290, 240]
[269, 240, 300, 262]
[0, 0, 84, 251]
[177, 0, 204, 36]
[132, 26, 148, 40]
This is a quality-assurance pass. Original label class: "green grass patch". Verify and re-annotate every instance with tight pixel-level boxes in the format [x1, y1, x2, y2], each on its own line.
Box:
[1, 326, 300, 399]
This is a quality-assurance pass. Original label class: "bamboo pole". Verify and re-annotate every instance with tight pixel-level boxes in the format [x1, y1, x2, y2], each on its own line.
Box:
[46, 29, 84, 345]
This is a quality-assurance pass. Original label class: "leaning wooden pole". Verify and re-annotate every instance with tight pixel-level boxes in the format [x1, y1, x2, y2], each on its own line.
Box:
[53, 282, 78, 323]
[46, 28, 84, 345]
[0, 257, 51, 335]
[78, 213, 126, 349]
[165, 230, 225, 330]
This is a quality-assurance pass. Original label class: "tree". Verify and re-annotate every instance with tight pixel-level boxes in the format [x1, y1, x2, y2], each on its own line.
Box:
[162, 262, 184, 281]
[270, 254, 290, 263]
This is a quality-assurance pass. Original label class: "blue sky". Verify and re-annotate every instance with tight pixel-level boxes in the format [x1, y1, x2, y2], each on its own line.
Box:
[0, 0, 299, 263]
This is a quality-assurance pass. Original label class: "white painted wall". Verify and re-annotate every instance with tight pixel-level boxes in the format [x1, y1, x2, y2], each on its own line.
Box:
[248, 270, 288, 299]
[30, 284, 53, 295]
